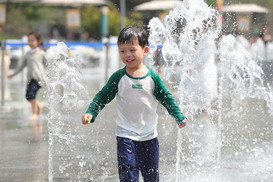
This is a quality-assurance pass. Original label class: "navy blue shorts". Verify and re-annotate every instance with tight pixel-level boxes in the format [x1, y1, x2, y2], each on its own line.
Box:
[117, 137, 159, 182]
[26, 79, 41, 100]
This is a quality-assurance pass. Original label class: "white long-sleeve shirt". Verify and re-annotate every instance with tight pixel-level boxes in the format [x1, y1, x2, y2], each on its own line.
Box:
[13, 48, 47, 86]
[86, 66, 186, 141]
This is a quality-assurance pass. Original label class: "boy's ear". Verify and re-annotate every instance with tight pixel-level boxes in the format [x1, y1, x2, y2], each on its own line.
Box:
[144, 46, 149, 55]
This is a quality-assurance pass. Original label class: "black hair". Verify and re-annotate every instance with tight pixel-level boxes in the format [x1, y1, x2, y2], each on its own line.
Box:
[117, 25, 149, 48]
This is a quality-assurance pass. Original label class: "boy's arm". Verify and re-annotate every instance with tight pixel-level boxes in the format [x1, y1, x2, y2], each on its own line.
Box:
[152, 71, 187, 124]
[85, 70, 121, 123]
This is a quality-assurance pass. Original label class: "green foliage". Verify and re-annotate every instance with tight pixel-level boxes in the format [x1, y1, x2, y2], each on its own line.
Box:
[2, 3, 66, 39]
[6, 9, 30, 38]
[126, 11, 143, 27]
[82, 6, 101, 40]
[82, 2, 143, 39]
[36, 7, 65, 26]
[81, 3, 122, 39]
[11, 0, 273, 40]
[206, 0, 216, 8]
[108, 2, 121, 36]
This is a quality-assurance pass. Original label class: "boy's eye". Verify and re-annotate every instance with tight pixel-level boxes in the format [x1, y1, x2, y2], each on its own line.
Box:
[130, 49, 135, 52]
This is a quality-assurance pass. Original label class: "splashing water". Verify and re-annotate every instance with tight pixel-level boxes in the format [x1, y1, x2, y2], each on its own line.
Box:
[46, 42, 91, 182]
[148, 0, 273, 181]
[46, 42, 120, 181]
[45, 1, 273, 181]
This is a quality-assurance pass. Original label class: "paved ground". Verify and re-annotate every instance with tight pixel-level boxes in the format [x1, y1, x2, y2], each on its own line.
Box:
[1, 66, 273, 182]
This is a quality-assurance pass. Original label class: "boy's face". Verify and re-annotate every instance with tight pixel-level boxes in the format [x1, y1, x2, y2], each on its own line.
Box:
[118, 38, 149, 70]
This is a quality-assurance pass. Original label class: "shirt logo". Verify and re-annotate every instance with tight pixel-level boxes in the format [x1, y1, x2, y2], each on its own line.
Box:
[132, 84, 143, 89]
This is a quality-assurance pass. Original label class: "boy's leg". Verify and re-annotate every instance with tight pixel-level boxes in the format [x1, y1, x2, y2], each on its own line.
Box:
[137, 138, 159, 182]
[117, 137, 139, 182]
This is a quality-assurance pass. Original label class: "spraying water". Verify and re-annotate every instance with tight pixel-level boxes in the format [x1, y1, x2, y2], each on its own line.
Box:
[46, 42, 120, 181]
[148, 0, 273, 181]
[46, 42, 91, 181]
[45, 1, 273, 181]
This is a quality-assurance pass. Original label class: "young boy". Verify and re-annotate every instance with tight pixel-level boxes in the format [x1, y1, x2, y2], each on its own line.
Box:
[82, 25, 187, 182]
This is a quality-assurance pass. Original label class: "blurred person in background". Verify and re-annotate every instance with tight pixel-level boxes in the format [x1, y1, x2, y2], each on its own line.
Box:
[260, 25, 272, 60]
[8, 31, 48, 120]
[248, 33, 265, 61]
[186, 20, 218, 118]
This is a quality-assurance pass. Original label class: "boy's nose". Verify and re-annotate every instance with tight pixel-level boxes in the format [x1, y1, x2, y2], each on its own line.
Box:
[125, 52, 132, 57]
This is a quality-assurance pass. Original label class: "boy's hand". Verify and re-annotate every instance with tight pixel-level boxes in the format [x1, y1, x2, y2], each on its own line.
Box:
[178, 119, 187, 128]
[82, 114, 92, 125]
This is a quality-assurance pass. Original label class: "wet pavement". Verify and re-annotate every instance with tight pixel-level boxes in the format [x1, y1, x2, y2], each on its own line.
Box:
[1, 66, 273, 182]
[0, 67, 174, 182]
[0, 72, 49, 182]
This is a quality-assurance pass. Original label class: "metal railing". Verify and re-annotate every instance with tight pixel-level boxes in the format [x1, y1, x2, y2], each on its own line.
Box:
[1, 41, 5, 107]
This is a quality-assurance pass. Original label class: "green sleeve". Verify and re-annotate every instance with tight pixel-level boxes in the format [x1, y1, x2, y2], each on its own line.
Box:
[151, 69, 186, 123]
[86, 68, 124, 123]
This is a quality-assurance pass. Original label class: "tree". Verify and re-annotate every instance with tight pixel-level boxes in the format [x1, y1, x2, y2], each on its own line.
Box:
[82, 2, 143, 39]
[108, 2, 121, 36]
[2, 3, 66, 39]
[82, 6, 101, 40]
[7, 0, 273, 40]
[5, 9, 30, 38]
